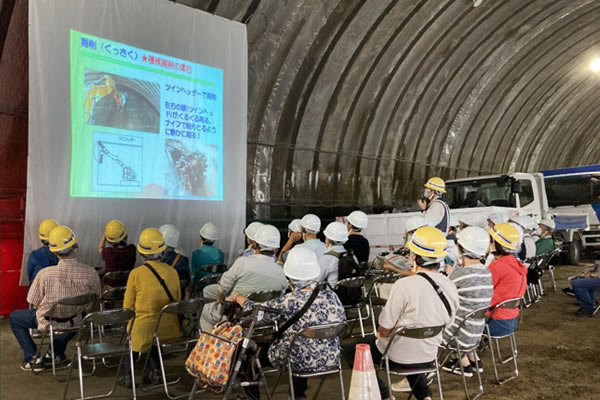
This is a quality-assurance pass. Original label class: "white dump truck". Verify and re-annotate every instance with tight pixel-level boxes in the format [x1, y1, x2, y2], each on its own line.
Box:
[360, 173, 588, 264]
[543, 165, 600, 258]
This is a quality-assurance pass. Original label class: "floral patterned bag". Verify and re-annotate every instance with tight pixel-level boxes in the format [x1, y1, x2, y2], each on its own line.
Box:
[185, 321, 244, 392]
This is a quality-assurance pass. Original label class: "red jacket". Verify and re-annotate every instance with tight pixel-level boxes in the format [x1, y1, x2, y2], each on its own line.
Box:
[488, 255, 527, 320]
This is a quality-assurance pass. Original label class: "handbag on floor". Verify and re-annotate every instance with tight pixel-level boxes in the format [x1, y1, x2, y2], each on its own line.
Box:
[185, 320, 244, 392]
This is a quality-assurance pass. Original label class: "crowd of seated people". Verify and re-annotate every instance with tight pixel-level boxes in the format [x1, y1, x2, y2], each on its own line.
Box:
[12, 179, 567, 399]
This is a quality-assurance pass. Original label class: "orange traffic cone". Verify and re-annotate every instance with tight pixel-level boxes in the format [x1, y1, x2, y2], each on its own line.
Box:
[348, 344, 382, 400]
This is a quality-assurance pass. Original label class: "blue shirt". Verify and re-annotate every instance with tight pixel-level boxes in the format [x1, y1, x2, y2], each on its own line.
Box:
[27, 246, 59, 285]
[161, 249, 190, 282]
[191, 245, 225, 283]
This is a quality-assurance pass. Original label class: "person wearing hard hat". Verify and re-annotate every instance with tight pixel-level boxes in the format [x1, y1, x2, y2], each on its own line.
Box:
[159, 224, 190, 284]
[441, 227, 493, 378]
[10, 225, 101, 372]
[343, 226, 458, 400]
[509, 215, 537, 263]
[487, 223, 527, 336]
[295, 214, 327, 258]
[344, 210, 370, 263]
[277, 219, 304, 264]
[419, 177, 451, 235]
[240, 221, 264, 257]
[26, 218, 59, 285]
[200, 224, 287, 332]
[318, 221, 354, 289]
[119, 228, 182, 387]
[97, 219, 136, 286]
[191, 222, 225, 284]
[536, 218, 555, 255]
[229, 247, 346, 400]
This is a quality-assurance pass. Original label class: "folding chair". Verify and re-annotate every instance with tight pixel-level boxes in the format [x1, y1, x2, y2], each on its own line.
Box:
[140, 298, 207, 399]
[37, 293, 98, 378]
[336, 276, 370, 337]
[63, 308, 136, 400]
[378, 325, 446, 400]
[440, 306, 489, 400]
[102, 271, 130, 288]
[188, 273, 223, 299]
[366, 272, 400, 333]
[540, 248, 561, 292]
[98, 287, 128, 368]
[201, 263, 228, 274]
[484, 298, 522, 385]
[594, 303, 600, 317]
[270, 322, 348, 400]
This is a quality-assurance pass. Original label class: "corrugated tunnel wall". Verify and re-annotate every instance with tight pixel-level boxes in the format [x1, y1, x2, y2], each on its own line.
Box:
[176, 0, 600, 222]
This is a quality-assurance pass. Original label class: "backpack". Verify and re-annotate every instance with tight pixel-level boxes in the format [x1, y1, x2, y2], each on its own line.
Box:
[328, 249, 363, 305]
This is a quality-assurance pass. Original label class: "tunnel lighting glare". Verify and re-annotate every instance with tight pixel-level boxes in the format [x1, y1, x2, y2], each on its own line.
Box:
[473, 0, 483, 7]
[590, 58, 600, 72]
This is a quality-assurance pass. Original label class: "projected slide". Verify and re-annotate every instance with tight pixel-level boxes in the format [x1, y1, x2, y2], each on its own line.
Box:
[69, 30, 223, 200]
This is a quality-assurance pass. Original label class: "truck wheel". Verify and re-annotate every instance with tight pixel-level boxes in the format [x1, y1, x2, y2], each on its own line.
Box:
[566, 240, 581, 265]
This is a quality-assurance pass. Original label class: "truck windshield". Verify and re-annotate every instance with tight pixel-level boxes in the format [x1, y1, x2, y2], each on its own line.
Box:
[545, 175, 600, 207]
[443, 177, 519, 209]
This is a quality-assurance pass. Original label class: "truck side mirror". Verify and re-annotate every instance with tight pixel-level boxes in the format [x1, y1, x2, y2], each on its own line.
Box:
[511, 180, 523, 194]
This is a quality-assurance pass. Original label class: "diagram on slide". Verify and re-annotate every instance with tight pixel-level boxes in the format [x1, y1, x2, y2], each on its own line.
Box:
[84, 69, 160, 133]
[92, 132, 143, 193]
[165, 139, 218, 197]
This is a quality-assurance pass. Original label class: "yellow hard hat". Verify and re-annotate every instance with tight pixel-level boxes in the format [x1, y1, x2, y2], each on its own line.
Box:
[489, 223, 520, 251]
[105, 220, 127, 243]
[48, 225, 78, 253]
[137, 228, 167, 255]
[424, 177, 446, 194]
[39, 218, 59, 240]
[407, 226, 447, 258]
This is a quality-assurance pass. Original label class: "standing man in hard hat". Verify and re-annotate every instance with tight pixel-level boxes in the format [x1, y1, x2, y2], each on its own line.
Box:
[419, 177, 451, 235]
[119, 228, 182, 387]
[344, 210, 370, 263]
[240, 221, 264, 257]
[343, 226, 458, 400]
[159, 224, 190, 284]
[26, 219, 60, 285]
[10, 225, 101, 372]
[191, 222, 225, 284]
[200, 224, 287, 331]
[277, 219, 304, 264]
[296, 214, 327, 258]
[97, 219, 136, 287]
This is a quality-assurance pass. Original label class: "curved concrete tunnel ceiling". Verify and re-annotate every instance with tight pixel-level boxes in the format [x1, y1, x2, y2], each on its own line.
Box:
[181, 0, 600, 218]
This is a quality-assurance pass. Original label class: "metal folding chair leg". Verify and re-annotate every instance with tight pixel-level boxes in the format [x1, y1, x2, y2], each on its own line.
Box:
[548, 266, 557, 291]
[139, 339, 185, 399]
[489, 334, 518, 385]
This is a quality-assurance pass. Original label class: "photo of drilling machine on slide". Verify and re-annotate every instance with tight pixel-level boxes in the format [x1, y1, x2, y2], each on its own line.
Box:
[165, 139, 209, 196]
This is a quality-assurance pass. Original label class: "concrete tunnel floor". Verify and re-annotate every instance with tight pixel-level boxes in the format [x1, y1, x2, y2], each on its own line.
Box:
[1, 262, 599, 400]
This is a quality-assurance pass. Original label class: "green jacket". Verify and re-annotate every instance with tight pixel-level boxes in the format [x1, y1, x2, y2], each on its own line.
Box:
[535, 237, 554, 255]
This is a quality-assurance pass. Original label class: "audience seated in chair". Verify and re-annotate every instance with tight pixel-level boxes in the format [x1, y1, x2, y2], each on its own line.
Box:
[191, 222, 225, 284]
[98, 219, 136, 287]
[26, 218, 59, 285]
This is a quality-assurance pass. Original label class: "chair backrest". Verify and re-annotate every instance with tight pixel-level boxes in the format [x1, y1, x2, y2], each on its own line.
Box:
[299, 322, 347, 340]
[102, 270, 130, 286]
[394, 325, 445, 340]
[489, 297, 522, 317]
[196, 273, 223, 287]
[58, 293, 98, 306]
[336, 276, 365, 288]
[445, 305, 489, 347]
[202, 264, 228, 274]
[101, 286, 126, 302]
[247, 289, 282, 303]
[160, 298, 206, 316]
[84, 308, 135, 327]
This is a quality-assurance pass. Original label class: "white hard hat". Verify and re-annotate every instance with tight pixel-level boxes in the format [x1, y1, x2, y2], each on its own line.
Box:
[510, 215, 537, 232]
[539, 218, 555, 230]
[200, 222, 219, 241]
[487, 212, 505, 225]
[288, 219, 303, 233]
[323, 221, 349, 243]
[406, 215, 428, 233]
[159, 224, 180, 248]
[456, 226, 490, 258]
[300, 214, 321, 233]
[254, 225, 281, 249]
[244, 222, 264, 242]
[347, 210, 368, 229]
[283, 247, 320, 281]
[458, 214, 483, 228]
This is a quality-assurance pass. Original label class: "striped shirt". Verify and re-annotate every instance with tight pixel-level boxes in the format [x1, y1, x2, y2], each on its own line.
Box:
[443, 263, 493, 348]
[27, 258, 102, 330]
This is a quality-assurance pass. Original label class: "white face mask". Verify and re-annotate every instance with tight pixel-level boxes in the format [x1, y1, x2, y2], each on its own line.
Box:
[424, 189, 433, 199]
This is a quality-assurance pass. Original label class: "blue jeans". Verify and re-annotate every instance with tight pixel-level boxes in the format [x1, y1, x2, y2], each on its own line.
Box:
[487, 317, 518, 337]
[572, 277, 600, 311]
[9, 308, 74, 363]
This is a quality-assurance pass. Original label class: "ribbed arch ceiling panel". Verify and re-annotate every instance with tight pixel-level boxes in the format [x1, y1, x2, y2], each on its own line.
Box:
[179, 0, 600, 219]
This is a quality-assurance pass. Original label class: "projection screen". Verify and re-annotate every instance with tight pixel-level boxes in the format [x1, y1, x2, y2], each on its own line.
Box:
[24, 0, 247, 283]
